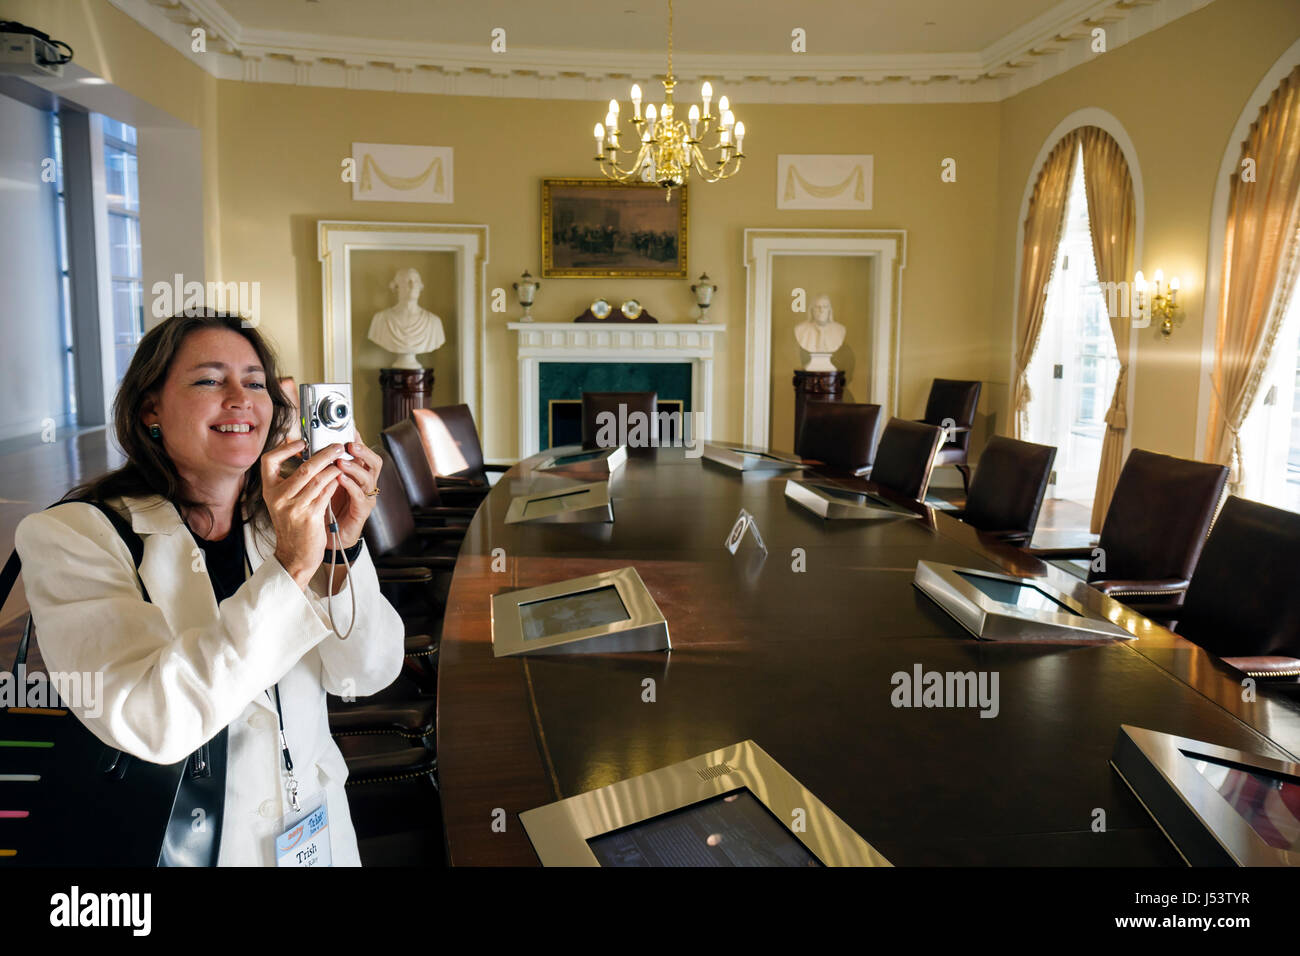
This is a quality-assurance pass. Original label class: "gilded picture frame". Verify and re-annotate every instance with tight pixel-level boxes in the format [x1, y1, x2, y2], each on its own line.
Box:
[542, 178, 688, 278]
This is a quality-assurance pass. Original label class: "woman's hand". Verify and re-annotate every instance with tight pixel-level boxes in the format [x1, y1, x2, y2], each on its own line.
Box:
[325, 430, 383, 550]
[262, 438, 343, 589]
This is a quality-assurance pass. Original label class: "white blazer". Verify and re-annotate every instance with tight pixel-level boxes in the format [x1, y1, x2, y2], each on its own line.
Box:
[14, 493, 406, 866]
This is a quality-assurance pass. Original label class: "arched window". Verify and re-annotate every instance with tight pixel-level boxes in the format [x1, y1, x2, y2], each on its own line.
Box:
[1014, 121, 1137, 531]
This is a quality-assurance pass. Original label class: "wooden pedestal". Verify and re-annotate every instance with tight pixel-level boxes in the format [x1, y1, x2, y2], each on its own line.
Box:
[380, 368, 436, 429]
[792, 369, 846, 452]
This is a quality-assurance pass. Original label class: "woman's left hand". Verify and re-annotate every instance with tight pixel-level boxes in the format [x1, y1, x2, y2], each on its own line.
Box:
[326, 430, 383, 549]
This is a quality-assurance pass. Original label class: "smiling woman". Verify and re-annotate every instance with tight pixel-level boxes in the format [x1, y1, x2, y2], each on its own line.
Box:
[11, 309, 405, 866]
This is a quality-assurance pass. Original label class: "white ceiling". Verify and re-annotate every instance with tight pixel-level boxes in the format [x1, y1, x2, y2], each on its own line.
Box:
[211, 0, 1062, 57]
[116, 0, 1212, 103]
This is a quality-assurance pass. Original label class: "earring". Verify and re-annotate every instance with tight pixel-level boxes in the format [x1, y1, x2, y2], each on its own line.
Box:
[149, 424, 162, 439]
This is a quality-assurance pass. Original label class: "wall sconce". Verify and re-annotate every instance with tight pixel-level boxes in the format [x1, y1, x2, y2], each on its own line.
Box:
[1134, 269, 1183, 338]
[690, 272, 717, 324]
[512, 270, 540, 322]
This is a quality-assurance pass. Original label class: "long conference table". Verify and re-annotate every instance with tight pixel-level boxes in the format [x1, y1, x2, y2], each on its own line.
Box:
[436, 445, 1300, 866]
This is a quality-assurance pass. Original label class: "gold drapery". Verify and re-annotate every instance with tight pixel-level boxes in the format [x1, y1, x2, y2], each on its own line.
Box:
[1206, 64, 1300, 492]
[1080, 126, 1137, 533]
[359, 153, 444, 194]
[1012, 132, 1079, 439]
[783, 163, 866, 202]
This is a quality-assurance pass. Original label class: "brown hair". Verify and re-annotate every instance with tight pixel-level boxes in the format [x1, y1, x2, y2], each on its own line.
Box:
[64, 311, 294, 538]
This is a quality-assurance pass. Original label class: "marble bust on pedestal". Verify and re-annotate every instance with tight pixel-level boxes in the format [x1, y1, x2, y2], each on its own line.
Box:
[794, 293, 847, 371]
[367, 268, 446, 369]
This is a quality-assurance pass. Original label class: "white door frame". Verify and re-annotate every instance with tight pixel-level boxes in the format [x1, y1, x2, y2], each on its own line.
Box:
[742, 228, 906, 449]
[317, 219, 489, 428]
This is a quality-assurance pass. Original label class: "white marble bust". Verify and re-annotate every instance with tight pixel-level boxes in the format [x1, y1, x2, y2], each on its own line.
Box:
[367, 268, 446, 370]
[794, 293, 847, 371]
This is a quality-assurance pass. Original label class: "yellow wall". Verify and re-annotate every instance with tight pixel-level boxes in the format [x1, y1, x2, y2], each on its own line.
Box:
[768, 256, 872, 451]
[347, 250, 458, 442]
[212, 84, 1001, 459]
[13, 0, 1300, 464]
[993, 0, 1300, 459]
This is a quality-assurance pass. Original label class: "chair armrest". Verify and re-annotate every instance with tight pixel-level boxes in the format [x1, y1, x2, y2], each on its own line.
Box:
[375, 566, 434, 583]
[375, 554, 459, 570]
[413, 505, 479, 520]
[973, 528, 1033, 546]
[435, 475, 489, 488]
[1220, 656, 1300, 679]
[411, 525, 467, 541]
[1026, 546, 1094, 560]
[1092, 578, 1189, 598]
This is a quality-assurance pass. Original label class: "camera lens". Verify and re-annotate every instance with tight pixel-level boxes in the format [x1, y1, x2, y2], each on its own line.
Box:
[317, 394, 349, 427]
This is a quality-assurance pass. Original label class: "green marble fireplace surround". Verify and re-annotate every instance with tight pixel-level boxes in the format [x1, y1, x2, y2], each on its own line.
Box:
[539, 361, 693, 449]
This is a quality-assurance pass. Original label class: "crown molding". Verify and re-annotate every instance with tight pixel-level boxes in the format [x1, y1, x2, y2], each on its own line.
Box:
[112, 0, 1213, 105]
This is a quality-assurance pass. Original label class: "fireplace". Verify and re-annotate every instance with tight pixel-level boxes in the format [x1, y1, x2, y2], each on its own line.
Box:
[508, 322, 725, 457]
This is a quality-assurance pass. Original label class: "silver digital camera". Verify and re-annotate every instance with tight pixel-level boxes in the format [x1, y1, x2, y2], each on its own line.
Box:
[299, 383, 354, 461]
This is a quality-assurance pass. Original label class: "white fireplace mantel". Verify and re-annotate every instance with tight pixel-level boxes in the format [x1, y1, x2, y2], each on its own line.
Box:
[508, 322, 726, 457]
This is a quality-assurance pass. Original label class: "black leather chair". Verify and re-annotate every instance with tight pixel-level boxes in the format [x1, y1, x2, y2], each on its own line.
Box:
[1131, 496, 1300, 679]
[412, 405, 511, 503]
[870, 419, 944, 502]
[795, 401, 883, 476]
[1028, 449, 1228, 606]
[581, 391, 659, 450]
[381, 418, 481, 526]
[951, 435, 1056, 545]
[916, 379, 981, 496]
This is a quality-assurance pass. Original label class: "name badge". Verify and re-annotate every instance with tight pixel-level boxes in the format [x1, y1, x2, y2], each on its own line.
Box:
[275, 798, 332, 868]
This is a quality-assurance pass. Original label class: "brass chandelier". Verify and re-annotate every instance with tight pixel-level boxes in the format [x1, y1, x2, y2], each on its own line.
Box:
[593, 0, 745, 198]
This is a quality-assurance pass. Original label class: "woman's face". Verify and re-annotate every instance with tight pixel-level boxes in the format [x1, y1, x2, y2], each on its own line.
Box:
[142, 327, 275, 483]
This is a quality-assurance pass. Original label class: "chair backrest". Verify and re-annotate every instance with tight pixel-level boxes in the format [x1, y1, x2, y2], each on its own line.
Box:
[361, 446, 417, 558]
[962, 435, 1056, 536]
[796, 401, 883, 474]
[1091, 449, 1229, 584]
[921, 379, 981, 453]
[870, 418, 944, 502]
[1175, 496, 1300, 658]
[581, 391, 658, 450]
[382, 418, 441, 510]
[412, 404, 487, 482]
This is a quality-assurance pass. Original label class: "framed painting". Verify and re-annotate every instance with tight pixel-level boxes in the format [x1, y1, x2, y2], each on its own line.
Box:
[542, 179, 687, 278]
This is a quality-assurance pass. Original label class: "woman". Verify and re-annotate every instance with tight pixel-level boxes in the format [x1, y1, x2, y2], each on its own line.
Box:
[13, 311, 405, 866]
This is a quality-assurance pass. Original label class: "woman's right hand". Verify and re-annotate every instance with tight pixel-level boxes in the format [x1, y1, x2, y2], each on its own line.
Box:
[262, 438, 343, 589]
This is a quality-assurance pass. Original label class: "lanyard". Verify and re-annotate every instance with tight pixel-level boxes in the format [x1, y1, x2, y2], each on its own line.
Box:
[267, 685, 300, 812]
[181, 509, 301, 813]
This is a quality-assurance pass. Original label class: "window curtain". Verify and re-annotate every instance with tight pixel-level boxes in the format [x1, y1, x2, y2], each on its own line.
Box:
[1012, 132, 1080, 439]
[1079, 127, 1137, 533]
[1206, 64, 1300, 491]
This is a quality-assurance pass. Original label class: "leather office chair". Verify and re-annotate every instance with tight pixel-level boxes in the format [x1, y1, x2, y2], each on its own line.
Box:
[412, 405, 511, 503]
[581, 391, 659, 450]
[951, 435, 1056, 545]
[382, 418, 481, 526]
[870, 418, 945, 502]
[916, 379, 982, 496]
[1130, 496, 1300, 680]
[1028, 449, 1228, 606]
[796, 401, 883, 477]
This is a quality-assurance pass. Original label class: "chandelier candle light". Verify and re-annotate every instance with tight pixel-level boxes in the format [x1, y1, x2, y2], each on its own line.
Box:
[593, 0, 745, 199]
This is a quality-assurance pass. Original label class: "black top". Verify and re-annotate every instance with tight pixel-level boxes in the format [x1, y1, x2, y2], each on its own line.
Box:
[186, 509, 247, 603]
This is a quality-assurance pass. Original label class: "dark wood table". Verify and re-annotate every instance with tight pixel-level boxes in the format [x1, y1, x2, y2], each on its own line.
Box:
[436, 447, 1300, 865]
